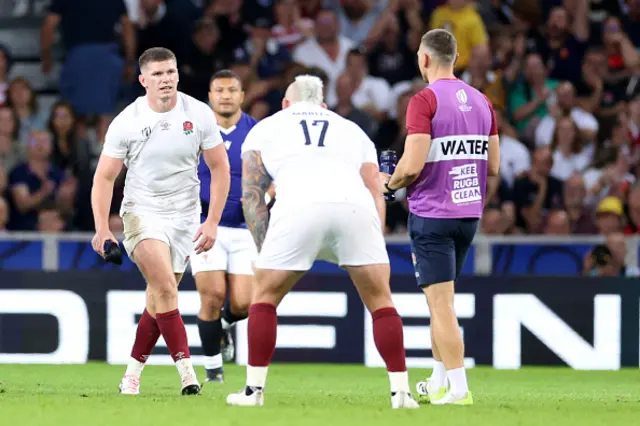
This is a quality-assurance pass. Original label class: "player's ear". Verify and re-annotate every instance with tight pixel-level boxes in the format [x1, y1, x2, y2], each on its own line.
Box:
[282, 98, 289, 110]
[321, 102, 328, 109]
[138, 74, 145, 89]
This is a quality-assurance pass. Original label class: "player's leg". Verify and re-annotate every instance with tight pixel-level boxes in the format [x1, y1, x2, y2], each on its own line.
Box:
[191, 237, 228, 382]
[226, 269, 304, 407]
[335, 203, 418, 409]
[227, 208, 321, 407]
[134, 238, 200, 395]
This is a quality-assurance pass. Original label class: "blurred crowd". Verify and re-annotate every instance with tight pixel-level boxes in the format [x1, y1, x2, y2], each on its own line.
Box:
[0, 0, 639, 241]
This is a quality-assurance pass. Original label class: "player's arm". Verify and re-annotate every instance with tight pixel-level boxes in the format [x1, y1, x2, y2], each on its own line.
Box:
[385, 92, 433, 191]
[360, 129, 386, 226]
[202, 144, 231, 225]
[487, 98, 500, 178]
[242, 150, 272, 252]
[91, 123, 127, 233]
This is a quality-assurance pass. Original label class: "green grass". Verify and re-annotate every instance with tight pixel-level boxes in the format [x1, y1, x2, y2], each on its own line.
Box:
[0, 364, 638, 425]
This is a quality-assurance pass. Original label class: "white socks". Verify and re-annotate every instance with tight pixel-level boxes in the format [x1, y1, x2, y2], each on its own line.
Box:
[388, 371, 410, 393]
[176, 358, 196, 378]
[203, 354, 223, 370]
[430, 360, 447, 388]
[447, 367, 469, 397]
[124, 357, 145, 378]
[246, 365, 268, 389]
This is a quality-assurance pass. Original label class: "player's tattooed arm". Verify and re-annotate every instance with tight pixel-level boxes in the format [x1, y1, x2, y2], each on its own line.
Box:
[242, 150, 272, 252]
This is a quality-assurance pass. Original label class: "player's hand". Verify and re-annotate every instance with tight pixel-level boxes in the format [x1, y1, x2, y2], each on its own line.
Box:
[379, 172, 391, 193]
[92, 229, 118, 257]
[193, 221, 217, 254]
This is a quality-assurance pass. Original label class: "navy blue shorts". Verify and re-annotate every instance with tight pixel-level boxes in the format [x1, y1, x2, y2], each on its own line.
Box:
[408, 214, 478, 287]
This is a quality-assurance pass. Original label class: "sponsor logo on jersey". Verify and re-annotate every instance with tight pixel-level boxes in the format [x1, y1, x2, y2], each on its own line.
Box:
[141, 127, 151, 140]
[183, 121, 194, 135]
[456, 89, 472, 112]
[160, 121, 171, 131]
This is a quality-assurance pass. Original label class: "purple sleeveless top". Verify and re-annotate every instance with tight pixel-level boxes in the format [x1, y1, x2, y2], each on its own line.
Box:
[407, 80, 494, 219]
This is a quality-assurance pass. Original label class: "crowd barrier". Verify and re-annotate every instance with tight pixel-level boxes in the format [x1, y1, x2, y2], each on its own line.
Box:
[0, 271, 637, 369]
[1, 233, 639, 275]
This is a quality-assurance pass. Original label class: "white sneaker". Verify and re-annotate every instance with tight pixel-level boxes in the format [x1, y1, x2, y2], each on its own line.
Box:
[119, 375, 140, 395]
[391, 391, 420, 409]
[226, 387, 265, 406]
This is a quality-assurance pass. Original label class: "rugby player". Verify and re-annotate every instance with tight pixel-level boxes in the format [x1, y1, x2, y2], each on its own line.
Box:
[225, 75, 419, 409]
[91, 47, 231, 395]
[191, 69, 264, 383]
[381, 29, 500, 405]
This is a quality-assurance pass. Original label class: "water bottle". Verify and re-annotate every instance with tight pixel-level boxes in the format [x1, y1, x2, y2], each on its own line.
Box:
[380, 150, 397, 202]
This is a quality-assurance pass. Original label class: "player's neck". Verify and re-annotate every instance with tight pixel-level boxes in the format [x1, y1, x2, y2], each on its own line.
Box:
[427, 67, 457, 84]
[147, 94, 177, 113]
[215, 110, 242, 130]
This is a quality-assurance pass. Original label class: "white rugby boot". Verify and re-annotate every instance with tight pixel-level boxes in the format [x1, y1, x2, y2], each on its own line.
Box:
[177, 358, 201, 395]
[226, 387, 265, 406]
[391, 391, 420, 409]
[118, 375, 140, 395]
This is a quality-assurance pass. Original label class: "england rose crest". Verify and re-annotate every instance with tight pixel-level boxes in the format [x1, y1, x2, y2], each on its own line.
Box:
[183, 121, 193, 135]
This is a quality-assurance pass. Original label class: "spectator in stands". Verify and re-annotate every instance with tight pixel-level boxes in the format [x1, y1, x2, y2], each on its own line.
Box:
[535, 81, 599, 147]
[495, 108, 530, 188]
[549, 116, 592, 181]
[544, 210, 571, 235]
[366, 13, 418, 87]
[41, 0, 136, 144]
[6, 78, 47, 144]
[429, 0, 489, 73]
[576, 48, 626, 119]
[585, 232, 640, 276]
[180, 18, 231, 102]
[563, 173, 597, 234]
[513, 147, 564, 233]
[299, 0, 324, 19]
[0, 44, 12, 106]
[374, 89, 412, 151]
[509, 53, 557, 140]
[461, 44, 507, 112]
[594, 196, 625, 235]
[0, 195, 7, 231]
[293, 8, 354, 107]
[602, 15, 639, 93]
[6, 130, 65, 230]
[583, 146, 635, 203]
[37, 203, 66, 233]
[328, 0, 388, 47]
[271, 0, 314, 50]
[606, 231, 640, 276]
[135, 0, 194, 61]
[0, 106, 23, 171]
[205, 0, 251, 54]
[343, 47, 391, 122]
[332, 73, 377, 137]
[629, 95, 640, 146]
[480, 206, 504, 234]
[527, 4, 589, 82]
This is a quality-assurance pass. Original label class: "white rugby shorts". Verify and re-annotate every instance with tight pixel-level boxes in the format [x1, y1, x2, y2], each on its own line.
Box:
[256, 202, 389, 271]
[190, 226, 257, 276]
[122, 212, 200, 274]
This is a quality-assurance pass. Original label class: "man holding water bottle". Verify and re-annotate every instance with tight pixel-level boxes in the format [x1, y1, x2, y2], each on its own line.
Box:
[381, 29, 500, 406]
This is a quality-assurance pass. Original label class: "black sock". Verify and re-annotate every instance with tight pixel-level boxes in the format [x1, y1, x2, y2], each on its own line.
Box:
[197, 317, 222, 359]
[222, 299, 248, 325]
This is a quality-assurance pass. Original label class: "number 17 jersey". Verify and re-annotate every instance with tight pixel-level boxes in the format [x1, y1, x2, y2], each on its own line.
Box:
[241, 102, 379, 210]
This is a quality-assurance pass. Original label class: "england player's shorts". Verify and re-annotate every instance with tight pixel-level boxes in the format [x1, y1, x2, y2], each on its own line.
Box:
[256, 202, 389, 271]
[190, 226, 257, 276]
[122, 212, 200, 274]
[408, 214, 478, 286]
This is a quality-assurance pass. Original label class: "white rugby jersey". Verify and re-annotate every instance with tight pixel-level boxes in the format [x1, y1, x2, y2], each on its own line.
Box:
[102, 92, 223, 218]
[241, 102, 379, 211]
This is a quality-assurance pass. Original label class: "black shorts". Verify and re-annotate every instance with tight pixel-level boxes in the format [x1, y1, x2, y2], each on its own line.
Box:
[408, 214, 478, 287]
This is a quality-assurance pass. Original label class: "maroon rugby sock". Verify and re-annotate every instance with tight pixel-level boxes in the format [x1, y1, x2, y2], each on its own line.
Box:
[130, 309, 161, 363]
[248, 303, 277, 367]
[372, 307, 407, 372]
[156, 309, 191, 361]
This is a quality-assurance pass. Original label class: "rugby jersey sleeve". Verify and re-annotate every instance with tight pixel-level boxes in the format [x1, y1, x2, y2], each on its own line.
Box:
[406, 89, 437, 136]
[199, 104, 223, 150]
[102, 116, 130, 159]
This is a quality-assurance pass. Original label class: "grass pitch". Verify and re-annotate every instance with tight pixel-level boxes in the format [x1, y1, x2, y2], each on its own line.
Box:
[0, 363, 637, 426]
